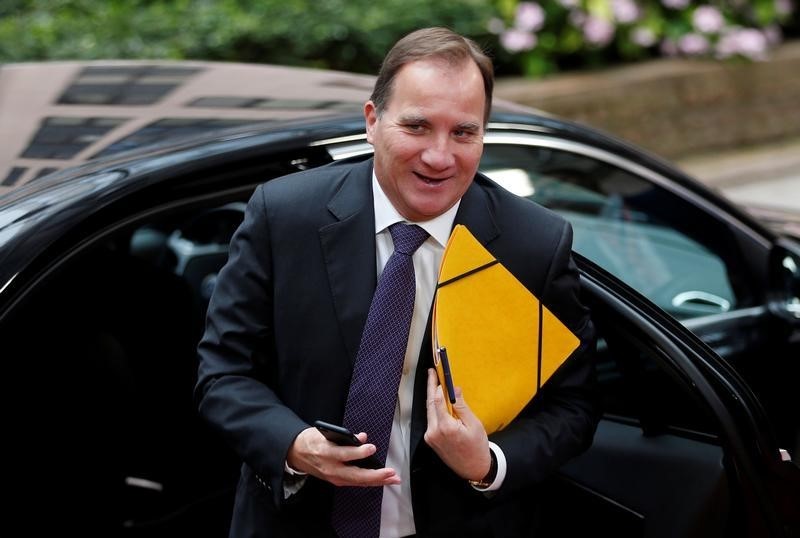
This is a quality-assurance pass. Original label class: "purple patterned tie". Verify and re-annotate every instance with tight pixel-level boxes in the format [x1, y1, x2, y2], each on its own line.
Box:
[331, 223, 429, 538]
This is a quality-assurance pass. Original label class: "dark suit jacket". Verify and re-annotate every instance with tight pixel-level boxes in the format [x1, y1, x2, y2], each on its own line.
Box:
[195, 157, 599, 538]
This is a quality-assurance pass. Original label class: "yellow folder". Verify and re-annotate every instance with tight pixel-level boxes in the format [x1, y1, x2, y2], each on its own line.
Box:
[432, 225, 580, 433]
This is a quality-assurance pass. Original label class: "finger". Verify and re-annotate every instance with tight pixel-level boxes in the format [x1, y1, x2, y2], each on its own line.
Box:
[432, 384, 456, 425]
[425, 369, 439, 429]
[328, 463, 400, 487]
[341, 467, 401, 487]
[315, 443, 400, 487]
[331, 441, 378, 465]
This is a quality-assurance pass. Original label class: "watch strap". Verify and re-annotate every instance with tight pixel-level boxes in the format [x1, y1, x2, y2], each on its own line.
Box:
[468, 449, 498, 489]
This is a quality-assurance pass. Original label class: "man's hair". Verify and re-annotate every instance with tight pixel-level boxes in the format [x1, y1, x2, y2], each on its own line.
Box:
[370, 27, 494, 126]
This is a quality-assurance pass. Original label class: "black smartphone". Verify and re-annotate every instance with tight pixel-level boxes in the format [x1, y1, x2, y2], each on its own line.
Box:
[313, 420, 383, 469]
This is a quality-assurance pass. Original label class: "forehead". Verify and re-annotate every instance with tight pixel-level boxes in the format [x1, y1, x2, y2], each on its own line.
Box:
[386, 58, 485, 119]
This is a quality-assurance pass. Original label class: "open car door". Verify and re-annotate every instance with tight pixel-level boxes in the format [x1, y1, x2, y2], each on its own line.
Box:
[537, 257, 800, 537]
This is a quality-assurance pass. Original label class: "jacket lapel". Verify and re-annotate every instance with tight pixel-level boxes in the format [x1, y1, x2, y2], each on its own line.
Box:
[318, 158, 377, 366]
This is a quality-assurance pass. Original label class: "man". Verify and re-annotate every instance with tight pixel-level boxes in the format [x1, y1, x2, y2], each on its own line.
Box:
[196, 27, 599, 537]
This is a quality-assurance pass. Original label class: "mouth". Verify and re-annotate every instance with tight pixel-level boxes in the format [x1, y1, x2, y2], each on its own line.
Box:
[414, 172, 449, 184]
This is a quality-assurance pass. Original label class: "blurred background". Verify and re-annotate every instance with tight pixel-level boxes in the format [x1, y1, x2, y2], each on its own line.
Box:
[2, 0, 797, 76]
[2, 0, 798, 215]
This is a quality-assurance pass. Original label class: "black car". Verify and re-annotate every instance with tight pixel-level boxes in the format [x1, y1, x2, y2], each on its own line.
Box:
[2, 62, 798, 537]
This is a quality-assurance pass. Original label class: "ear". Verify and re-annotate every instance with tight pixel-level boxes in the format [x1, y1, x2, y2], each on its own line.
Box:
[364, 100, 378, 144]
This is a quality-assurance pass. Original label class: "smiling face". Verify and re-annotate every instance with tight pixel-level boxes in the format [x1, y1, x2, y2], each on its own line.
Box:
[365, 58, 486, 222]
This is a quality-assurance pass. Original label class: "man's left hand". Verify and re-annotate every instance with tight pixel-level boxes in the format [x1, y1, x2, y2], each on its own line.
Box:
[424, 368, 491, 482]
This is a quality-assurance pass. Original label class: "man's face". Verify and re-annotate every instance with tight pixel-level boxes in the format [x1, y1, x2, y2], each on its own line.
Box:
[365, 58, 485, 222]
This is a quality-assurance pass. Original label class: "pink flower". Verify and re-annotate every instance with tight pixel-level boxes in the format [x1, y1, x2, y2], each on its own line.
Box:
[583, 16, 616, 46]
[515, 2, 546, 32]
[775, 0, 793, 16]
[693, 6, 725, 33]
[716, 28, 769, 60]
[632, 27, 657, 47]
[612, 0, 640, 23]
[678, 33, 710, 55]
[715, 32, 737, 58]
[500, 29, 538, 52]
[735, 29, 770, 60]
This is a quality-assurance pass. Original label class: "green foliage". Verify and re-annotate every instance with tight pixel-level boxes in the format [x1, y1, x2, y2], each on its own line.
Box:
[0, 0, 494, 73]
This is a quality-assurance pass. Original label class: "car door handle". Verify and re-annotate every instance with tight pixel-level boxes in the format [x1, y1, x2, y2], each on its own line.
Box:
[671, 291, 731, 313]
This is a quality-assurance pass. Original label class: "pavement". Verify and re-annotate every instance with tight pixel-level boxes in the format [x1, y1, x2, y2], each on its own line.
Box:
[675, 137, 800, 237]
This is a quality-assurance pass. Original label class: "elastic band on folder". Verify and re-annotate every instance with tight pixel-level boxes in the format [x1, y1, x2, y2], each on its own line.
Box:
[536, 299, 543, 390]
[437, 260, 500, 288]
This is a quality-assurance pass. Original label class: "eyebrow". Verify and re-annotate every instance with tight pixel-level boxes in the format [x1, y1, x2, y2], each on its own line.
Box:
[398, 114, 428, 124]
[456, 122, 481, 133]
[398, 115, 481, 133]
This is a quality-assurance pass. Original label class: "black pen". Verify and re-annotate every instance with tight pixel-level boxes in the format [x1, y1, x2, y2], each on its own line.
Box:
[437, 346, 457, 404]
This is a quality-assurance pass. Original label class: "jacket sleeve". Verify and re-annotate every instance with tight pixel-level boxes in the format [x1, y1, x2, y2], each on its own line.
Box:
[194, 184, 308, 507]
[490, 220, 600, 495]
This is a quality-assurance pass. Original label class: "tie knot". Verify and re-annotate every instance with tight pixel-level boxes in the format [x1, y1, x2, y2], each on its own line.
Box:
[389, 223, 429, 255]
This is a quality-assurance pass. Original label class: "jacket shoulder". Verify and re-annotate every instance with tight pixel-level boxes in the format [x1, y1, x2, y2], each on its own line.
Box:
[259, 157, 370, 202]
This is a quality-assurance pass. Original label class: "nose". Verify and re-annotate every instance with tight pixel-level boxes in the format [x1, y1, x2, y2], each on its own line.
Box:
[420, 135, 455, 171]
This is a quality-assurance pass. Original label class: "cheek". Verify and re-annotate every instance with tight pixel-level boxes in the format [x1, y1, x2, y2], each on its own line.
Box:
[383, 136, 424, 162]
[464, 143, 484, 161]
[455, 145, 483, 172]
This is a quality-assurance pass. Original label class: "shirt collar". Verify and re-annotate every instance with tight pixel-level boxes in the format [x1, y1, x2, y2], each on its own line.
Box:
[372, 171, 459, 248]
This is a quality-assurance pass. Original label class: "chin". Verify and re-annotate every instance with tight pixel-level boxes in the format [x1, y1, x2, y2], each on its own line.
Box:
[409, 203, 452, 222]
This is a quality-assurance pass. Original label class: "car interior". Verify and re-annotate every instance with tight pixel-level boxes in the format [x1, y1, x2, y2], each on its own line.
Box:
[4, 142, 797, 536]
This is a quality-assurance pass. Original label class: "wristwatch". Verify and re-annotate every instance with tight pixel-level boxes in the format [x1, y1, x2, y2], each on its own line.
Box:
[468, 449, 498, 489]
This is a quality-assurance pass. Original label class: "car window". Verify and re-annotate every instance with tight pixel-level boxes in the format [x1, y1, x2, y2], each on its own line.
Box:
[481, 142, 740, 320]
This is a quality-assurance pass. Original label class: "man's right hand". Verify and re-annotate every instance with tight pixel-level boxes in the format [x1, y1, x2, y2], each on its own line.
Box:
[286, 427, 401, 487]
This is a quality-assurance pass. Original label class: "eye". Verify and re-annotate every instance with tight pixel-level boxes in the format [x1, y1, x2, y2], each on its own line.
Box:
[453, 128, 478, 140]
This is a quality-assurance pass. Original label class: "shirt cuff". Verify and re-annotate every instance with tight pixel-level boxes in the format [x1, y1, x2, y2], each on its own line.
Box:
[284, 462, 307, 476]
[471, 441, 507, 492]
[283, 462, 308, 499]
